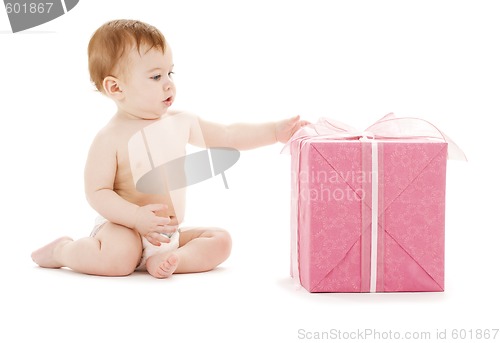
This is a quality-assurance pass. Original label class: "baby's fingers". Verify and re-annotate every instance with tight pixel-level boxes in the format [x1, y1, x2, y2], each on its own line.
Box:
[144, 203, 168, 213]
[154, 216, 171, 227]
[146, 232, 171, 246]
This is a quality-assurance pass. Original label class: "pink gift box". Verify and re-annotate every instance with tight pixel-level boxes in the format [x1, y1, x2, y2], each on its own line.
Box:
[288, 115, 465, 293]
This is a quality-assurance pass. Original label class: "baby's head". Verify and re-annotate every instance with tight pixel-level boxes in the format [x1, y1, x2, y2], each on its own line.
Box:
[88, 19, 167, 93]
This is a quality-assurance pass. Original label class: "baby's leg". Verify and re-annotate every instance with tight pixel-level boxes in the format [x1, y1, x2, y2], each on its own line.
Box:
[31, 222, 142, 276]
[175, 228, 232, 273]
[145, 228, 231, 278]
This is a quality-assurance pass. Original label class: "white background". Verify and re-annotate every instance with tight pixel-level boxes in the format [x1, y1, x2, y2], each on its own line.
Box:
[0, 1, 498, 342]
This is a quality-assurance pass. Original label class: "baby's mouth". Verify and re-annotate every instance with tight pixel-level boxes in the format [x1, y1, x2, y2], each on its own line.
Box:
[163, 96, 173, 106]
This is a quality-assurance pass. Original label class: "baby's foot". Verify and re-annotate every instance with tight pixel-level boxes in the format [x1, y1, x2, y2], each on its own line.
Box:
[31, 236, 73, 268]
[146, 252, 179, 279]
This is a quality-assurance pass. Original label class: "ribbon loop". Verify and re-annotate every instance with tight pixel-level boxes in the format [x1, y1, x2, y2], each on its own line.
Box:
[283, 113, 467, 161]
[358, 131, 376, 141]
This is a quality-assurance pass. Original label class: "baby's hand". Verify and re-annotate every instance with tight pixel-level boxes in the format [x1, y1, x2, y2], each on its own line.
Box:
[275, 115, 310, 143]
[134, 204, 177, 246]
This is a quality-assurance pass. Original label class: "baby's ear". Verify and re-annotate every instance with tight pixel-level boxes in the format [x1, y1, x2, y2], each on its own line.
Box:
[102, 76, 124, 100]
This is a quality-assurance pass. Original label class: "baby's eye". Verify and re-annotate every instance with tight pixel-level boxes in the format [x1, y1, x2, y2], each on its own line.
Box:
[151, 74, 162, 81]
[168, 71, 175, 78]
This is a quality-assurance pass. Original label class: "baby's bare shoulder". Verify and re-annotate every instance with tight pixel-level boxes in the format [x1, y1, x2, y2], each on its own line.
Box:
[87, 123, 126, 159]
[97, 117, 135, 143]
[93, 125, 117, 146]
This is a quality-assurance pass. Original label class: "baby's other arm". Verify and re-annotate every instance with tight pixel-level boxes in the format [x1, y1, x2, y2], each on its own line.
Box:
[84, 130, 171, 245]
[191, 115, 308, 150]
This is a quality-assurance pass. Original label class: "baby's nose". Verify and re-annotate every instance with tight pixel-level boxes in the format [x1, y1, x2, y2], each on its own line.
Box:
[163, 79, 172, 90]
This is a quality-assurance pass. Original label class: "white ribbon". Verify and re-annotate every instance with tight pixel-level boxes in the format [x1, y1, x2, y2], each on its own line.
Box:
[359, 136, 379, 292]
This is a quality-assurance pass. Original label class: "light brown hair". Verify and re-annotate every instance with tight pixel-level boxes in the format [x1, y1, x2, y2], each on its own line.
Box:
[88, 19, 167, 93]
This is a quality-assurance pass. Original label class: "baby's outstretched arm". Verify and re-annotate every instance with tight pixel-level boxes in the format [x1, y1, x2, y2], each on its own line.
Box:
[194, 115, 309, 149]
[84, 130, 173, 245]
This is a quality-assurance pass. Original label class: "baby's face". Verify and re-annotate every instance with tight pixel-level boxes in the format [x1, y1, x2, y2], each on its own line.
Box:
[117, 44, 176, 120]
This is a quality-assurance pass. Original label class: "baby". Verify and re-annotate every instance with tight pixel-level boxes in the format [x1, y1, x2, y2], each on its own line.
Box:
[31, 19, 307, 278]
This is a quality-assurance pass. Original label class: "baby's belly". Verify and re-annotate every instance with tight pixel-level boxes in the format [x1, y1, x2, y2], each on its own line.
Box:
[118, 188, 186, 226]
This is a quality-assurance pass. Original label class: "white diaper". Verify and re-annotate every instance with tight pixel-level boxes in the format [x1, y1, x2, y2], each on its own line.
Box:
[91, 217, 180, 271]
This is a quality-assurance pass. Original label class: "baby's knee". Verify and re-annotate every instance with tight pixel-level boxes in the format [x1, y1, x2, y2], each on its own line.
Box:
[212, 229, 232, 260]
[102, 225, 142, 276]
[107, 254, 140, 276]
